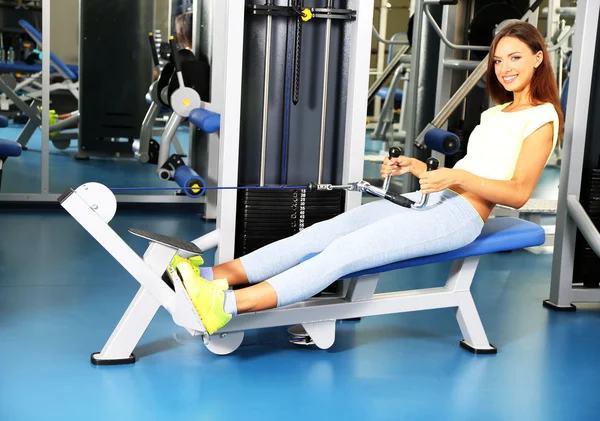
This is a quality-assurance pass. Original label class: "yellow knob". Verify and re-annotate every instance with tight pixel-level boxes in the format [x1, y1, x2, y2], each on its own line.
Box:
[191, 184, 200, 194]
[183, 98, 191, 107]
[301, 8, 312, 22]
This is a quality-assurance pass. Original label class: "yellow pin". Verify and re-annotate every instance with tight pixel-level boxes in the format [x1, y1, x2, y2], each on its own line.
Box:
[301, 8, 313, 22]
[183, 99, 191, 107]
[191, 184, 200, 194]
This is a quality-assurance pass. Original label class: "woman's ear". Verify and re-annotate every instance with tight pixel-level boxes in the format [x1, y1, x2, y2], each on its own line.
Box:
[534, 51, 544, 69]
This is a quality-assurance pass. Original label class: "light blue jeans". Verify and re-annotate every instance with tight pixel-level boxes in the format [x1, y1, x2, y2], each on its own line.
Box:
[239, 189, 484, 307]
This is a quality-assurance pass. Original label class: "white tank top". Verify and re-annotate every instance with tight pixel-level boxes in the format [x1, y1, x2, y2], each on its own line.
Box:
[453, 102, 559, 180]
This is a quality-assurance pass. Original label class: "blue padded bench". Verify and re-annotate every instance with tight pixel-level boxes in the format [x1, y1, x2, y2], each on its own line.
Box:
[0, 138, 22, 190]
[344, 217, 544, 277]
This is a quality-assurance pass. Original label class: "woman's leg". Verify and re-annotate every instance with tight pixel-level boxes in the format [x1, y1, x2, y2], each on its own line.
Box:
[210, 194, 421, 286]
[173, 191, 482, 334]
[232, 190, 484, 311]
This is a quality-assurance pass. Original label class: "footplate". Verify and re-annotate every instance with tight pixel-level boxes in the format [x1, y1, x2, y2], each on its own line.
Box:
[128, 228, 203, 254]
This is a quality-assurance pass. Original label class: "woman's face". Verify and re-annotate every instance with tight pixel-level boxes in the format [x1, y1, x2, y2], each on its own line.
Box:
[493, 36, 543, 94]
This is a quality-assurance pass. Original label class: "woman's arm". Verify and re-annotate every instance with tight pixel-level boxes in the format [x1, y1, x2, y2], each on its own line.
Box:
[381, 156, 427, 178]
[419, 122, 554, 209]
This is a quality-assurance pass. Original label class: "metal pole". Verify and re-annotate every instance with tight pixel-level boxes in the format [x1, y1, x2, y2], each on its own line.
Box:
[547, 0, 600, 308]
[374, 0, 389, 119]
[318, 0, 333, 184]
[42, 0, 50, 195]
[260, 1, 274, 186]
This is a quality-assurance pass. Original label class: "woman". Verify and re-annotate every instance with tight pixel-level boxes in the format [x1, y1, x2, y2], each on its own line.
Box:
[170, 21, 564, 335]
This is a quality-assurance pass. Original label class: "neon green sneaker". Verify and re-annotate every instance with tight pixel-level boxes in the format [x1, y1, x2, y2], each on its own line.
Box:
[169, 254, 229, 291]
[175, 260, 232, 335]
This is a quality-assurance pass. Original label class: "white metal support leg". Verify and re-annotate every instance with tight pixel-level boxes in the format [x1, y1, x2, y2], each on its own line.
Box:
[92, 238, 211, 365]
[445, 257, 479, 291]
[92, 287, 161, 365]
[345, 274, 379, 301]
[60, 183, 208, 364]
[445, 257, 496, 354]
[455, 293, 496, 353]
[302, 320, 336, 350]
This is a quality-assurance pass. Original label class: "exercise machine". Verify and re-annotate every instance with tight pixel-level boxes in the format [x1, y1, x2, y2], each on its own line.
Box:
[133, 32, 187, 165]
[152, 36, 213, 187]
[0, 20, 79, 111]
[59, 169, 545, 363]
[544, 0, 600, 309]
[77, 0, 154, 159]
[0, 20, 79, 150]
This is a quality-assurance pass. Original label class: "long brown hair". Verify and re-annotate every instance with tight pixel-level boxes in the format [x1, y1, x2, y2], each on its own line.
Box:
[486, 21, 564, 140]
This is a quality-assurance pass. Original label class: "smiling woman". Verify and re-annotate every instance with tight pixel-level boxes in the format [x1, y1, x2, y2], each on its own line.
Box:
[486, 22, 565, 136]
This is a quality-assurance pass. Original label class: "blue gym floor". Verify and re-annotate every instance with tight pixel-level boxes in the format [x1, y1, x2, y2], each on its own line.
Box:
[1, 126, 599, 421]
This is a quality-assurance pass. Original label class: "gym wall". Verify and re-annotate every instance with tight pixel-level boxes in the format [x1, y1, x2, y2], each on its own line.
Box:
[47, 0, 170, 66]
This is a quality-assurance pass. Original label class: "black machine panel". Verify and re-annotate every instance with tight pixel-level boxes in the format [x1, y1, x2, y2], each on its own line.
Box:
[78, 0, 154, 158]
[235, 1, 354, 258]
[235, 188, 345, 257]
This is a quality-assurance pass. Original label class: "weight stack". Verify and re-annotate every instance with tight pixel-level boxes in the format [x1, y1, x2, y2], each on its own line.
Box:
[234, 188, 346, 258]
[573, 168, 600, 288]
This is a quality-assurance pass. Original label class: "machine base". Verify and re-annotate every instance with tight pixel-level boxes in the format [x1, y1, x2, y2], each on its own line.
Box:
[459, 340, 498, 355]
[91, 352, 136, 366]
[542, 299, 577, 312]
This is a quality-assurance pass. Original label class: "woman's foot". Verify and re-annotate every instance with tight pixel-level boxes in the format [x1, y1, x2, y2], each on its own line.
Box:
[170, 255, 228, 290]
[173, 260, 234, 335]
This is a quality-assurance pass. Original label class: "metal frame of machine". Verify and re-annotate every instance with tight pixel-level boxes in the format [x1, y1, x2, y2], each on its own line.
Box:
[58, 0, 406, 364]
[544, 0, 600, 310]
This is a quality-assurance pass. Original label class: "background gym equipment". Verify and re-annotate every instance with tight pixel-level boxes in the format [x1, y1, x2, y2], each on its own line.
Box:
[544, 0, 600, 310]
[13, 20, 79, 104]
[133, 32, 175, 165]
[0, 74, 79, 150]
[149, 36, 215, 198]
[134, 31, 192, 166]
[0, 19, 79, 150]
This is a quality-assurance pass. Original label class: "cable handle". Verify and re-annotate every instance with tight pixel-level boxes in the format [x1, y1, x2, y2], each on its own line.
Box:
[383, 146, 403, 192]
[413, 157, 440, 209]
[384, 191, 415, 208]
